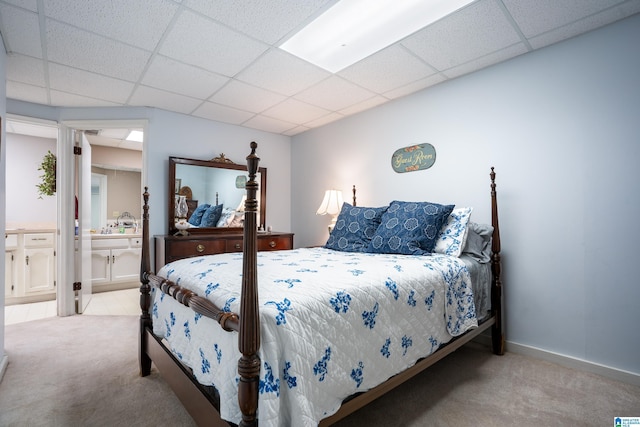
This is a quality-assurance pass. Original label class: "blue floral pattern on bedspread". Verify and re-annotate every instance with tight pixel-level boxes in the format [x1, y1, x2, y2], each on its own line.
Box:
[152, 248, 477, 427]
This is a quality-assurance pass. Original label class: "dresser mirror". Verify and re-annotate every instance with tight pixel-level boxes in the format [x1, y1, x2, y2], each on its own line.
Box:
[168, 156, 267, 235]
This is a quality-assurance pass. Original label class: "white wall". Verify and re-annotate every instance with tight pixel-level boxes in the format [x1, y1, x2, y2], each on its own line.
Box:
[291, 15, 640, 376]
[4, 102, 292, 269]
[1, 31, 7, 380]
[5, 133, 57, 227]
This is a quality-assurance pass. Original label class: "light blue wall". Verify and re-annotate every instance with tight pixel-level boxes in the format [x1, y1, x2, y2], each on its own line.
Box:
[0, 30, 7, 373]
[4, 103, 292, 264]
[291, 15, 640, 375]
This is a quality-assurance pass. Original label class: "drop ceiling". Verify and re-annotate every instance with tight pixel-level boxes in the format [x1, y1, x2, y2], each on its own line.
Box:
[2, 0, 639, 136]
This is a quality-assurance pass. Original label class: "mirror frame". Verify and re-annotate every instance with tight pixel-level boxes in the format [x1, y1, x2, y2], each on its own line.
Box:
[168, 156, 267, 235]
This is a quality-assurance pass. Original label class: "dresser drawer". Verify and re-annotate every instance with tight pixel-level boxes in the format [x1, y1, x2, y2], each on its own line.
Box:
[258, 235, 293, 251]
[226, 239, 243, 253]
[24, 233, 54, 247]
[5, 234, 18, 249]
[166, 239, 226, 261]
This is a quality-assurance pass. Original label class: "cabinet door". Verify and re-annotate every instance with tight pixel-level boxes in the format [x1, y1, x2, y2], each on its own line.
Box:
[111, 248, 142, 282]
[91, 249, 111, 285]
[5, 251, 15, 297]
[24, 248, 55, 294]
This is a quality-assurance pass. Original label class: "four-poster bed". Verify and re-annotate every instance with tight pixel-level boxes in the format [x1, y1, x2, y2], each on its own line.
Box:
[139, 142, 504, 426]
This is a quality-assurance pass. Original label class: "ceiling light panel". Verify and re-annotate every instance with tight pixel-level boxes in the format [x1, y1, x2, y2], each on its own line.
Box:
[280, 0, 475, 73]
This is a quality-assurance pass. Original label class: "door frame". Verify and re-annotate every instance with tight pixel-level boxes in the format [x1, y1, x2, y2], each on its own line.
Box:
[57, 119, 147, 316]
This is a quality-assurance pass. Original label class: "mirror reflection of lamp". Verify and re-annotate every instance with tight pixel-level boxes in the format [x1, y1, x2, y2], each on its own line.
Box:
[174, 195, 190, 235]
[316, 189, 344, 233]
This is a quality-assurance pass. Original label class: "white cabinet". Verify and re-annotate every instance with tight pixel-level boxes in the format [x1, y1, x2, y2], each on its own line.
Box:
[5, 251, 16, 297]
[5, 231, 56, 304]
[24, 247, 56, 294]
[23, 233, 56, 295]
[5, 233, 18, 298]
[91, 236, 142, 290]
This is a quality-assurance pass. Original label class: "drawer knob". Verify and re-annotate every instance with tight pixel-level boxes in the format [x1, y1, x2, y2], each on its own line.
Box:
[196, 244, 205, 253]
[269, 241, 276, 248]
[235, 243, 241, 249]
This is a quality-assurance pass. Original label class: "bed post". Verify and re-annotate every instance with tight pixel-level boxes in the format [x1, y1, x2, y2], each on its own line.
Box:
[490, 168, 505, 355]
[238, 142, 261, 427]
[139, 187, 152, 375]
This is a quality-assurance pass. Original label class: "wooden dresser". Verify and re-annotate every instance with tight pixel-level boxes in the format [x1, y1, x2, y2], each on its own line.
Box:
[155, 232, 294, 269]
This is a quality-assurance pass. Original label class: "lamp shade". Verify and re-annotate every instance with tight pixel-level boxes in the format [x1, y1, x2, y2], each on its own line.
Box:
[316, 189, 344, 216]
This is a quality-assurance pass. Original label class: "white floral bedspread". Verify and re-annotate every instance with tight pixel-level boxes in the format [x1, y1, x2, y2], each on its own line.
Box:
[152, 247, 477, 426]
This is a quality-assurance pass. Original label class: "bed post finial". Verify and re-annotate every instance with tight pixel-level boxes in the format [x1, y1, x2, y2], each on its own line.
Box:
[489, 167, 504, 355]
[139, 186, 152, 375]
[352, 185, 357, 206]
[239, 141, 261, 426]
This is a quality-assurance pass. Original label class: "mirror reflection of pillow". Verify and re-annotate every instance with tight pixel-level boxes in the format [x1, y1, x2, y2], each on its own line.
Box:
[199, 204, 223, 227]
[188, 203, 211, 226]
[216, 207, 236, 227]
[228, 211, 244, 227]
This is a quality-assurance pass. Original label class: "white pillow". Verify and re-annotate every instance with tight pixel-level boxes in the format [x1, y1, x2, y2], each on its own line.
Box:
[216, 207, 236, 227]
[433, 207, 473, 257]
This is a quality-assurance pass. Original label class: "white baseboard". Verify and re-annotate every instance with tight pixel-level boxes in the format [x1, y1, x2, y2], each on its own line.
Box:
[0, 353, 8, 384]
[472, 334, 640, 387]
[507, 341, 640, 387]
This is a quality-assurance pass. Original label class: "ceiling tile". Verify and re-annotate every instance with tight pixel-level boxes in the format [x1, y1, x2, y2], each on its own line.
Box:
[383, 74, 447, 100]
[42, 0, 179, 50]
[338, 44, 437, 93]
[50, 90, 121, 107]
[142, 55, 230, 99]
[338, 95, 389, 116]
[0, 4, 43, 57]
[527, 3, 640, 49]
[184, 0, 332, 44]
[401, 0, 522, 71]
[304, 112, 344, 129]
[2, 0, 38, 12]
[159, 9, 269, 77]
[209, 80, 286, 113]
[192, 101, 256, 125]
[128, 85, 202, 114]
[502, 0, 625, 38]
[49, 63, 135, 103]
[236, 48, 330, 96]
[283, 125, 309, 136]
[45, 20, 152, 81]
[294, 76, 376, 111]
[5, 53, 45, 86]
[442, 43, 528, 79]
[6, 80, 49, 104]
[262, 98, 330, 124]
[242, 114, 297, 134]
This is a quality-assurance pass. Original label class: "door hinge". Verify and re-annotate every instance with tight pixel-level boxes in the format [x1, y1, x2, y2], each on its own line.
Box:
[74, 146, 82, 155]
[73, 282, 82, 291]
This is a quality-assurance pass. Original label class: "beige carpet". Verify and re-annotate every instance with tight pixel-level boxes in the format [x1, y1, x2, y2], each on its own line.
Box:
[1, 315, 638, 426]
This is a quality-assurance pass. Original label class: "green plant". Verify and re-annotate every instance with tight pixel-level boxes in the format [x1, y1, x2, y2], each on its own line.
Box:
[36, 150, 57, 198]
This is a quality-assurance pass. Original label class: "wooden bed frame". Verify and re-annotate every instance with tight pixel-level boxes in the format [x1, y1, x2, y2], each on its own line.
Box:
[139, 142, 504, 427]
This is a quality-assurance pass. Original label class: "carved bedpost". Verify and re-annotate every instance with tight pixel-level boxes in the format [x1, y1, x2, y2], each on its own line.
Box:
[238, 142, 261, 426]
[139, 187, 152, 375]
[490, 168, 505, 355]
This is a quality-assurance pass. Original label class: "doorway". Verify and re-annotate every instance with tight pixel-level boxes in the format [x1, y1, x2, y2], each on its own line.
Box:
[4, 117, 146, 319]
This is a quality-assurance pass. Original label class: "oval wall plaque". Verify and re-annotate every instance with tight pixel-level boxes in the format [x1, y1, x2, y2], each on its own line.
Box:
[391, 143, 436, 173]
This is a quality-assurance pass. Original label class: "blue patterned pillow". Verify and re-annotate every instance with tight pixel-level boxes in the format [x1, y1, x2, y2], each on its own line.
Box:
[434, 207, 473, 257]
[325, 203, 388, 252]
[199, 204, 223, 227]
[367, 201, 455, 255]
[187, 203, 211, 226]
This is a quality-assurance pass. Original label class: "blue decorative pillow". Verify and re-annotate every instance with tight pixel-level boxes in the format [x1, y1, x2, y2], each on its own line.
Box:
[433, 207, 473, 257]
[187, 203, 211, 226]
[367, 201, 455, 255]
[325, 203, 388, 252]
[199, 204, 223, 227]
